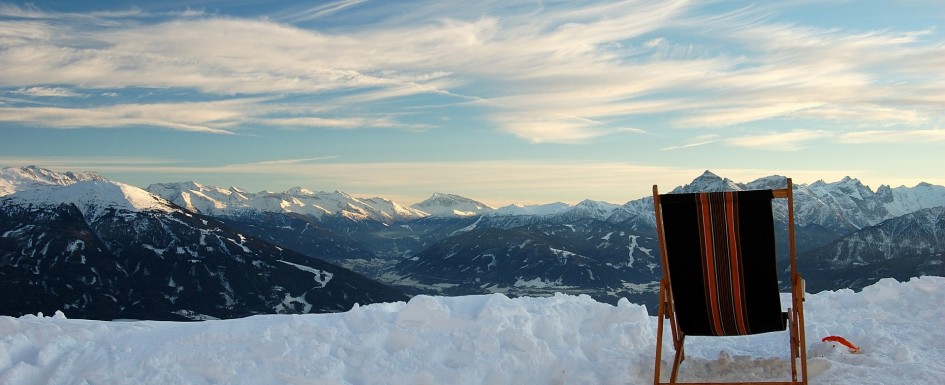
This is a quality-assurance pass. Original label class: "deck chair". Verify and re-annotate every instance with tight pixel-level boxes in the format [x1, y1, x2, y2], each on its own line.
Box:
[651, 178, 808, 385]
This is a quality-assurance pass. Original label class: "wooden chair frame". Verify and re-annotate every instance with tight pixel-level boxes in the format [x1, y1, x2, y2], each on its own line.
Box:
[652, 178, 808, 385]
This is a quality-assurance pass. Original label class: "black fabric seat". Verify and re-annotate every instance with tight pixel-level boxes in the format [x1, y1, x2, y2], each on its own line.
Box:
[658, 190, 784, 336]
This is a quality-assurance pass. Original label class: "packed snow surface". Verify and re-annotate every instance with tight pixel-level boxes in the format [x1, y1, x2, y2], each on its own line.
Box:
[2, 277, 943, 385]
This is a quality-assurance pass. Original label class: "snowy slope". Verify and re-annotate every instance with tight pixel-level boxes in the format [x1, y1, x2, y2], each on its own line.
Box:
[145, 181, 249, 215]
[881, 182, 945, 218]
[1, 277, 942, 385]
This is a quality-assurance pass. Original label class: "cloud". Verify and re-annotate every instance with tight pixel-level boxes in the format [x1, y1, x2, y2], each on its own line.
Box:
[263, 116, 430, 131]
[1, 1, 944, 144]
[0, 1, 696, 142]
[839, 129, 945, 144]
[226, 157, 341, 167]
[13, 86, 77, 97]
[660, 134, 721, 150]
[274, 0, 368, 23]
[0, 99, 264, 134]
[674, 103, 825, 128]
[725, 129, 833, 150]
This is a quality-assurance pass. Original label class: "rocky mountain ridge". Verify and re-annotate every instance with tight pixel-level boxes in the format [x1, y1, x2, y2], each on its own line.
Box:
[3, 166, 944, 315]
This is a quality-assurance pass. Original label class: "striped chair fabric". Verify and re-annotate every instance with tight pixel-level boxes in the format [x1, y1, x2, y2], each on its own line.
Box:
[658, 190, 785, 336]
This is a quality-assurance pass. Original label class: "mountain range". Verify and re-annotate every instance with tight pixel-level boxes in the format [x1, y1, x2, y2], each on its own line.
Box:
[0, 166, 407, 320]
[2, 165, 944, 318]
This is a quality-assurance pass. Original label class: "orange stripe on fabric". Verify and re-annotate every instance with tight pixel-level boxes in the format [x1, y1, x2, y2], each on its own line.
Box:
[712, 193, 732, 335]
[725, 192, 748, 335]
[699, 193, 724, 336]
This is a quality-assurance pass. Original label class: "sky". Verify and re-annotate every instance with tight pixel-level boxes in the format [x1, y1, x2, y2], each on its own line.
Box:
[1, 0, 944, 206]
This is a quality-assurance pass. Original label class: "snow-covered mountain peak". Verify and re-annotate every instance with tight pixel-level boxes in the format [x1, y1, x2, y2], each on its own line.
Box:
[839, 176, 860, 184]
[576, 199, 620, 213]
[285, 186, 318, 197]
[671, 170, 742, 193]
[411, 193, 495, 217]
[6, 180, 176, 220]
[0, 165, 107, 196]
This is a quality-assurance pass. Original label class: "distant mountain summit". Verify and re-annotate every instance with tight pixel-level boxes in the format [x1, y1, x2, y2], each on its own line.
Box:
[0, 165, 106, 196]
[669, 170, 744, 193]
[411, 193, 495, 217]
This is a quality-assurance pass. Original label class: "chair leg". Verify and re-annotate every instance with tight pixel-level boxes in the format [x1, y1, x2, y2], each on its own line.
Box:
[789, 307, 798, 382]
[654, 283, 667, 385]
[654, 279, 685, 384]
[670, 335, 685, 383]
[653, 300, 663, 385]
[788, 276, 809, 385]
[796, 279, 809, 385]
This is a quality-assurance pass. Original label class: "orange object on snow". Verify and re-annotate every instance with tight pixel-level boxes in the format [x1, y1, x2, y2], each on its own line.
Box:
[822, 336, 861, 354]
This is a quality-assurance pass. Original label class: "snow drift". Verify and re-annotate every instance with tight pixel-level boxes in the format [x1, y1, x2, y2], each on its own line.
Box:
[1, 277, 943, 385]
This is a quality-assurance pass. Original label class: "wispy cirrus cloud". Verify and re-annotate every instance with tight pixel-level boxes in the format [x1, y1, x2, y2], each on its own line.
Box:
[726, 129, 833, 151]
[273, 0, 368, 24]
[0, 99, 262, 134]
[839, 129, 945, 144]
[263, 116, 432, 131]
[1, 0, 944, 145]
[13, 86, 78, 97]
[660, 134, 721, 151]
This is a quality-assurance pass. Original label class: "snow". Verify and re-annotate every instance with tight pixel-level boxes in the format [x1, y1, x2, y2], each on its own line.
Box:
[146, 182, 427, 223]
[5, 180, 176, 220]
[0, 165, 105, 196]
[411, 193, 495, 217]
[277, 260, 334, 287]
[2, 277, 943, 385]
[885, 183, 945, 218]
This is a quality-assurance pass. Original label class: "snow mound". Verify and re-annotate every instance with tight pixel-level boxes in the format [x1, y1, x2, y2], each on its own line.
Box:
[1, 277, 943, 384]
